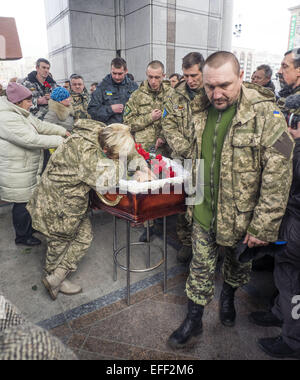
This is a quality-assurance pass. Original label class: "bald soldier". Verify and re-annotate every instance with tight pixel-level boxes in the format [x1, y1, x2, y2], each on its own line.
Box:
[167, 51, 294, 349]
[124, 60, 173, 154]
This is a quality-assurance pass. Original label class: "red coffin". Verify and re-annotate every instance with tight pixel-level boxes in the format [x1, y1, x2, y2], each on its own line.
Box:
[91, 185, 186, 225]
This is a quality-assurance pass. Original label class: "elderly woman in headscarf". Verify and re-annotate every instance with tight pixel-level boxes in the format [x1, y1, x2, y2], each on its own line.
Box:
[27, 120, 153, 300]
[0, 82, 69, 247]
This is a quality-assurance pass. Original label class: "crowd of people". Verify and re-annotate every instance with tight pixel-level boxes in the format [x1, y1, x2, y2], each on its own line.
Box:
[0, 47, 300, 359]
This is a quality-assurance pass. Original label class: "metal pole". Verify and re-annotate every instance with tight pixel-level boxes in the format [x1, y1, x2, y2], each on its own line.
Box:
[163, 216, 167, 293]
[126, 220, 131, 305]
[113, 216, 117, 281]
[147, 220, 151, 268]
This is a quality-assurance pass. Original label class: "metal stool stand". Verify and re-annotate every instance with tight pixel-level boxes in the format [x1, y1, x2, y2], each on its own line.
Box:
[113, 216, 168, 305]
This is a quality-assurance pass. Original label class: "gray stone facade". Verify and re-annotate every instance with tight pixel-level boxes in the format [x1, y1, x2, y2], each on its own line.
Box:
[44, 0, 233, 86]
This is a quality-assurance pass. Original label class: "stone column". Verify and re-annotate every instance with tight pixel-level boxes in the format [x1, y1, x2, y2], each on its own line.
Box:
[221, 0, 234, 51]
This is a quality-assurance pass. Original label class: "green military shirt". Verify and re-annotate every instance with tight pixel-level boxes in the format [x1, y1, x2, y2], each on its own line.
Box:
[193, 103, 237, 231]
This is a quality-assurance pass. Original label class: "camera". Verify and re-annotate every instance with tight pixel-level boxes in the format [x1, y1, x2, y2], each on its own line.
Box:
[284, 112, 300, 130]
[283, 94, 300, 130]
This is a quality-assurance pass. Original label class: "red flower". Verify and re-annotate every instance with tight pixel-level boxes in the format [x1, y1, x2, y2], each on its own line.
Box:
[155, 154, 163, 161]
[43, 81, 52, 89]
[163, 167, 176, 178]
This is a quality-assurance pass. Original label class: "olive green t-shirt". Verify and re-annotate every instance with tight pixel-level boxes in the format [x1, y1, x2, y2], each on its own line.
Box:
[193, 103, 237, 231]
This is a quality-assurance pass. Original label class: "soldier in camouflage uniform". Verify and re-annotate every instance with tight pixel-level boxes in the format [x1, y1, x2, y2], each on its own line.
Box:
[124, 60, 174, 154]
[124, 60, 174, 241]
[27, 120, 148, 301]
[69, 74, 91, 121]
[167, 52, 294, 350]
[22, 58, 57, 120]
[162, 52, 205, 263]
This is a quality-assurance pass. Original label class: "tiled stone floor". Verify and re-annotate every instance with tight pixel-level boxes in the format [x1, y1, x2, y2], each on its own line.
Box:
[49, 269, 288, 360]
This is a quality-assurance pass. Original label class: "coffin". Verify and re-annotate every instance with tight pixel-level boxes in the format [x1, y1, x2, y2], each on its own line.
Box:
[91, 158, 188, 224]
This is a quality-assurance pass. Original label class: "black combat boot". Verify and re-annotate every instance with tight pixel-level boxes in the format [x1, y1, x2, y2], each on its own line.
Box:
[249, 311, 283, 327]
[257, 336, 300, 359]
[220, 282, 237, 327]
[167, 299, 204, 349]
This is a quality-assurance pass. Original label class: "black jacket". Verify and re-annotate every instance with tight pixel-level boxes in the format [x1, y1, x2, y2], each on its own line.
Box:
[88, 74, 138, 125]
[279, 138, 300, 262]
[286, 138, 300, 218]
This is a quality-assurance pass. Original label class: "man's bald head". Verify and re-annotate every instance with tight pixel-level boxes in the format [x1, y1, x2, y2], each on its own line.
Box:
[203, 51, 241, 77]
[202, 51, 244, 111]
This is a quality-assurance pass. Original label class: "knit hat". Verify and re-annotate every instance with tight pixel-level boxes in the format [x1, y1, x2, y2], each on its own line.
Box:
[6, 82, 32, 104]
[51, 87, 70, 102]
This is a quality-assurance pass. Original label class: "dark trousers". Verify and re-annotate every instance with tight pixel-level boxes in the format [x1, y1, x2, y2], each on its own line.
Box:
[271, 214, 300, 351]
[272, 251, 300, 351]
[12, 203, 33, 243]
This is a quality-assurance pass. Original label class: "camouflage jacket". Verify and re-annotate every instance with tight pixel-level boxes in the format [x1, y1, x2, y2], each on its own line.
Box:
[124, 80, 174, 152]
[26, 119, 145, 238]
[185, 83, 294, 246]
[70, 88, 91, 121]
[22, 71, 57, 120]
[161, 80, 203, 159]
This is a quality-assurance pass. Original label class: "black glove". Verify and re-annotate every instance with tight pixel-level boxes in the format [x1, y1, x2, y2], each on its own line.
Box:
[235, 240, 287, 263]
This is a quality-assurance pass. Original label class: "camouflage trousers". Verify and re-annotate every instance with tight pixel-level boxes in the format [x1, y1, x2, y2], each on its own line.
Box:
[176, 213, 192, 247]
[186, 222, 252, 306]
[45, 215, 93, 274]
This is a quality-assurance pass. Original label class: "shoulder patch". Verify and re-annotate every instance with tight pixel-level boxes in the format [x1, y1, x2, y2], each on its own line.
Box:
[273, 111, 281, 118]
[272, 131, 294, 160]
[162, 108, 168, 118]
[124, 105, 132, 116]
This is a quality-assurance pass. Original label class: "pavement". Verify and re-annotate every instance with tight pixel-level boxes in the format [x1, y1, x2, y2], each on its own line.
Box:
[0, 202, 293, 360]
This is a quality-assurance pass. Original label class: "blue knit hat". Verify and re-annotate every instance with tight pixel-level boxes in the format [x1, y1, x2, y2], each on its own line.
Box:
[50, 87, 70, 102]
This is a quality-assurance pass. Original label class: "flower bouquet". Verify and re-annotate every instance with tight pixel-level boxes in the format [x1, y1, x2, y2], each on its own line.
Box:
[135, 144, 176, 179]
[43, 81, 52, 94]
[117, 144, 189, 194]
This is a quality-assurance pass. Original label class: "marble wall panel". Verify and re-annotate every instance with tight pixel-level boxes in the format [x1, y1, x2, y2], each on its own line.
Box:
[69, 0, 115, 16]
[153, 5, 167, 45]
[175, 10, 208, 49]
[49, 47, 73, 82]
[207, 18, 221, 49]
[69, 11, 115, 50]
[125, 0, 150, 15]
[47, 14, 71, 52]
[125, 45, 151, 83]
[125, 6, 151, 50]
[44, 0, 69, 24]
[176, 0, 210, 14]
[209, 0, 222, 16]
[72, 48, 116, 85]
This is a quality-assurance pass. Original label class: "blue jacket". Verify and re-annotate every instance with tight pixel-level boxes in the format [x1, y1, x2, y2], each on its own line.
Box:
[88, 74, 138, 125]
